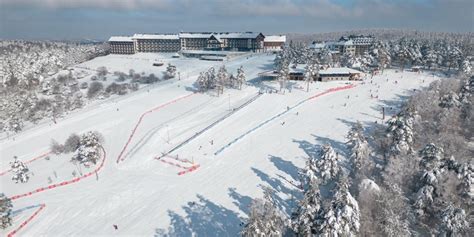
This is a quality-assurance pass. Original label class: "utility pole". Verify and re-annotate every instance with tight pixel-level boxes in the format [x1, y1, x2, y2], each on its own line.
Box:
[228, 93, 231, 111]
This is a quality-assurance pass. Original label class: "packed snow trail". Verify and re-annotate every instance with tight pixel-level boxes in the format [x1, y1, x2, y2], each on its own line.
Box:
[0, 151, 52, 176]
[123, 96, 214, 161]
[214, 84, 356, 155]
[116, 93, 195, 164]
[156, 92, 263, 159]
[9, 146, 106, 200]
[7, 204, 46, 237]
[10, 204, 44, 217]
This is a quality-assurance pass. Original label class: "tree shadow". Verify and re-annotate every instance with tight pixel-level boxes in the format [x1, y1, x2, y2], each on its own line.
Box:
[155, 194, 242, 237]
[228, 187, 252, 216]
[251, 167, 301, 215]
[268, 155, 301, 182]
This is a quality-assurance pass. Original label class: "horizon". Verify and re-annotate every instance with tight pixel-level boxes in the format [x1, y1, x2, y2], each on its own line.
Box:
[1, 0, 473, 40]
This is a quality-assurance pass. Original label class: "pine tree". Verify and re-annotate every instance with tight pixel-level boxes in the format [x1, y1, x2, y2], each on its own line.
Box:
[317, 177, 360, 236]
[241, 188, 286, 237]
[165, 63, 177, 79]
[236, 66, 245, 90]
[386, 109, 416, 156]
[0, 193, 13, 229]
[71, 131, 102, 167]
[304, 52, 318, 92]
[439, 204, 469, 236]
[10, 156, 30, 183]
[316, 145, 341, 182]
[291, 180, 321, 236]
[346, 122, 369, 173]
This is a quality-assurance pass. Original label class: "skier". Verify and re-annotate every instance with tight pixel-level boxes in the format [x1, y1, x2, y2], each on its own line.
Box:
[113, 225, 118, 230]
[287, 106, 290, 111]
[296, 112, 299, 116]
[210, 140, 213, 145]
[281, 121, 285, 126]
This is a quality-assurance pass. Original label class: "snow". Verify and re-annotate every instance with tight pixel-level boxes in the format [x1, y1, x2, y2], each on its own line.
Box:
[108, 36, 134, 42]
[132, 34, 179, 40]
[178, 32, 262, 39]
[0, 52, 442, 236]
[264, 35, 286, 43]
[320, 67, 364, 75]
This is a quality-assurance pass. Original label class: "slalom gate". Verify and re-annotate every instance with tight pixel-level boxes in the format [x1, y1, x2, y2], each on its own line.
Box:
[7, 204, 46, 237]
[116, 93, 195, 164]
[214, 84, 356, 155]
[9, 146, 106, 201]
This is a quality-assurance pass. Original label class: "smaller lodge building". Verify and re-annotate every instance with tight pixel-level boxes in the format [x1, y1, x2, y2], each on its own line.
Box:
[259, 66, 364, 82]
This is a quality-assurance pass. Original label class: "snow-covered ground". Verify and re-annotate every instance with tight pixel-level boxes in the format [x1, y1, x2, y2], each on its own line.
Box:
[0, 52, 442, 236]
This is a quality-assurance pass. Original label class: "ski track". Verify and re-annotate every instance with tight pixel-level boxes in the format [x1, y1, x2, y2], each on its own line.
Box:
[157, 92, 263, 159]
[116, 93, 195, 164]
[214, 84, 356, 155]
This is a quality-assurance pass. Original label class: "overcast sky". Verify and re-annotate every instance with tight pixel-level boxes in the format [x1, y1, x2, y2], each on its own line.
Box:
[0, 0, 472, 40]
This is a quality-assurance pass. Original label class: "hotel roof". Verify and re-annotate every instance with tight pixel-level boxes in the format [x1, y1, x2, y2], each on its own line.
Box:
[108, 36, 134, 42]
[132, 34, 179, 40]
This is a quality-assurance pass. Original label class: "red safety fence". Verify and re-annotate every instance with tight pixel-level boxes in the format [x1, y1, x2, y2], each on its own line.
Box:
[177, 165, 200, 176]
[0, 151, 52, 176]
[9, 146, 106, 201]
[7, 203, 46, 237]
[307, 84, 356, 100]
[157, 154, 193, 164]
[116, 93, 195, 164]
[159, 159, 192, 170]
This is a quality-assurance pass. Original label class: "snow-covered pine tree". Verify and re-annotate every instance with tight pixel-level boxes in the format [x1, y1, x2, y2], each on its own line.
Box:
[414, 143, 444, 216]
[165, 63, 177, 79]
[216, 65, 228, 95]
[10, 156, 30, 183]
[439, 204, 469, 236]
[317, 176, 360, 236]
[196, 72, 207, 92]
[291, 180, 321, 236]
[438, 92, 461, 109]
[459, 59, 472, 76]
[346, 122, 369, 173]
[316, 144, 341, 182]
[386, 108, 416, 156]
[241, 188, 286, 237]
[71, 131, 102, 167]
[0, 193, 12, 229]
[304, 52, 318, 92]
[236, 66, 245, 90]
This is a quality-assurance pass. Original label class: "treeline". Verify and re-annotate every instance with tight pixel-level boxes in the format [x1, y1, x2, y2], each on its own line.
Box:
[278, 35, 472, 75]
[241, 76, 473, 236]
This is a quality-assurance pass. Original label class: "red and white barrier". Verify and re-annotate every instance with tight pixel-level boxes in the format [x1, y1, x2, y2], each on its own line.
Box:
[0, 151, 52, 176]
[177, 165, 200, 176]
[116, 93, 195, 164]
[9, 146, 106, 201]
[7, 203, 46, 237]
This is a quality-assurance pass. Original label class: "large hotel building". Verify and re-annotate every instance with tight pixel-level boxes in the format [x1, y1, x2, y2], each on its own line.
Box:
[108, 32, 286, 54]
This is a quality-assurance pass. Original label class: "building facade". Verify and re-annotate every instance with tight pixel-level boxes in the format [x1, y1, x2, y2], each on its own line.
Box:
[263, 35, 286, 52]
[109, 32, 270, 54]
[132, 34, 180, 53]
[108, 36, 135, 54]
[310, 35, 374, 56]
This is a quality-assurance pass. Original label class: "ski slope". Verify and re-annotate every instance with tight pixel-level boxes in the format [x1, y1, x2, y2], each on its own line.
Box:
[0, 52, 442, 236]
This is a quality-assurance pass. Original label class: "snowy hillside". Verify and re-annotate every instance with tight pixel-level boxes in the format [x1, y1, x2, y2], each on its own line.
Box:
[0, 51, 449, 236]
